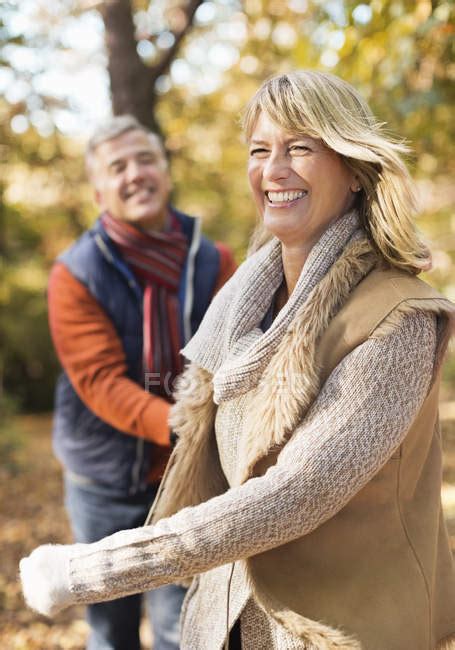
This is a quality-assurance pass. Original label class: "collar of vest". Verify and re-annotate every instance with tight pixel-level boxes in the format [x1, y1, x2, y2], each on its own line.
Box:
[91, 210, 202, 342]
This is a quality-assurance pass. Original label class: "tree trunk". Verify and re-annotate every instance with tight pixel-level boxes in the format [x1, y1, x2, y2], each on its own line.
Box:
[100, 0, 159, 131]
[99, 0, 204, 135]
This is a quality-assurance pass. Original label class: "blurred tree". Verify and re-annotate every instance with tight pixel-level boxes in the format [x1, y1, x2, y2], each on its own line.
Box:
[1, 0, 454, 412]
[0, 3, 93, 409]
[100, 0, 204, 131]
[0, 110, 90, 411]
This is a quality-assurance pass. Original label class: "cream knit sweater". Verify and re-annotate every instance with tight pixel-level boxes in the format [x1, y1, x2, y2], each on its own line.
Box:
[20, 214, 438, 649]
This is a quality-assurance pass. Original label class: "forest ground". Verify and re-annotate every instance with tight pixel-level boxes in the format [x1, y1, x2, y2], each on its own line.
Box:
[1, 411, 455, 650]
[0, 414, 152, 650]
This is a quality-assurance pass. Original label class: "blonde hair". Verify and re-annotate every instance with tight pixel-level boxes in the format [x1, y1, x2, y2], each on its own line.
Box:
[242, 71, 430, 274]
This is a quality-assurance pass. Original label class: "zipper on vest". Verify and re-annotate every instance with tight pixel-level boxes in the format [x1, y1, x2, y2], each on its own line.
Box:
[94, 233, 115, 264]
[130, 438, 145, 494]
[182, 217, 201, 343]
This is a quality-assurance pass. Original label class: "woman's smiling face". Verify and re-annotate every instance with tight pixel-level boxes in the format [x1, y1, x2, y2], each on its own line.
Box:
[247, 112, 357, 248]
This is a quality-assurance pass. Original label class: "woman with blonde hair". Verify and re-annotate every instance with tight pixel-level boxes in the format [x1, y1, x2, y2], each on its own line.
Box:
[21, 71, 454, 649]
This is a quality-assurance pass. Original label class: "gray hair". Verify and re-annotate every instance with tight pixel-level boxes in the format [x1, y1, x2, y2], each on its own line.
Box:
[86, 115, 166, 177]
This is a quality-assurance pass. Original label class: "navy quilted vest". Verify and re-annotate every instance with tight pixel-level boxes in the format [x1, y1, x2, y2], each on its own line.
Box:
[53, 210, 220, 495]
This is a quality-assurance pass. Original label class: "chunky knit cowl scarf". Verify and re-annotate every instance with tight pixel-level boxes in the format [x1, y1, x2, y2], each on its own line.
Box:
[183, 210, 372, 404]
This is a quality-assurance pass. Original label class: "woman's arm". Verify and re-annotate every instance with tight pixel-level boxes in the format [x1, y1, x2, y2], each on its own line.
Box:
[21, 310, 437, 614]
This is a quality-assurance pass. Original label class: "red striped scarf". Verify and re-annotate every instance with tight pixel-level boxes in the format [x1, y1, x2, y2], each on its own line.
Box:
[101, 212, 188, 400]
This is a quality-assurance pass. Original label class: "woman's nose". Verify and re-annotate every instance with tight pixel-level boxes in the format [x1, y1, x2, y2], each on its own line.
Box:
[263, 152, 291, 181]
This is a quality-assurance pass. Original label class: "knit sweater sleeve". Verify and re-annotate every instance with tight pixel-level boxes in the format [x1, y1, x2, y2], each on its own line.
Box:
[48, 262, 171, 447]
[67, 310, 437, 603]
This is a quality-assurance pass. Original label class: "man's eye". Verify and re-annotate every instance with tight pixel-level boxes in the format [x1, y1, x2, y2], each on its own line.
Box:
[138, 154, 157, 164]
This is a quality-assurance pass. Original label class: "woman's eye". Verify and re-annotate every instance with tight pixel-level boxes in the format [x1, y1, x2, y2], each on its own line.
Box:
[289, 145, 311, 153]
[249, 148, 269, 157]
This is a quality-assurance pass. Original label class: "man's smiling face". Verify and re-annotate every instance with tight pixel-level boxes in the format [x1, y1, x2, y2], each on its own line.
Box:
[90, 129, 172, 231]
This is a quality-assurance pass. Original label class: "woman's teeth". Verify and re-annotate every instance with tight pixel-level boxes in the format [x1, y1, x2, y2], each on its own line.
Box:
[266, 190, 307, 203]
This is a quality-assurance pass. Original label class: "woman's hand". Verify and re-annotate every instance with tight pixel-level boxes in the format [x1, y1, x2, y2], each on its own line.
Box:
[19, 544, 81, 617]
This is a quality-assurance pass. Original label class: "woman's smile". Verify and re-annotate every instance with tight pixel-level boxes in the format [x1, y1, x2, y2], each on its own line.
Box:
[265, 189, 308, 207]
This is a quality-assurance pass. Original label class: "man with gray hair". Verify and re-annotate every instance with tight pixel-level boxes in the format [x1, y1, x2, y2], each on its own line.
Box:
[47, 115, 236, 649]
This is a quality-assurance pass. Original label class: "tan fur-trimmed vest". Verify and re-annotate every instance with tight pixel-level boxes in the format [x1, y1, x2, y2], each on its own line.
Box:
[147, 263, 455, 650]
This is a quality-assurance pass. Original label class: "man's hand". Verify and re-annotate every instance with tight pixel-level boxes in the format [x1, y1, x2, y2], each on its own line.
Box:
[20, 544, 80, 617]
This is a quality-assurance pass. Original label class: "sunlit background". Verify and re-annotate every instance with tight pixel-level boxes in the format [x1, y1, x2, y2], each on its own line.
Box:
[1, 1, 454, 647]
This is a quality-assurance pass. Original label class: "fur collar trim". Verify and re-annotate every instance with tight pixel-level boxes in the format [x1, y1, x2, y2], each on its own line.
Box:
[150, 362, 227, 523]
[237, 236, 376, 484]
